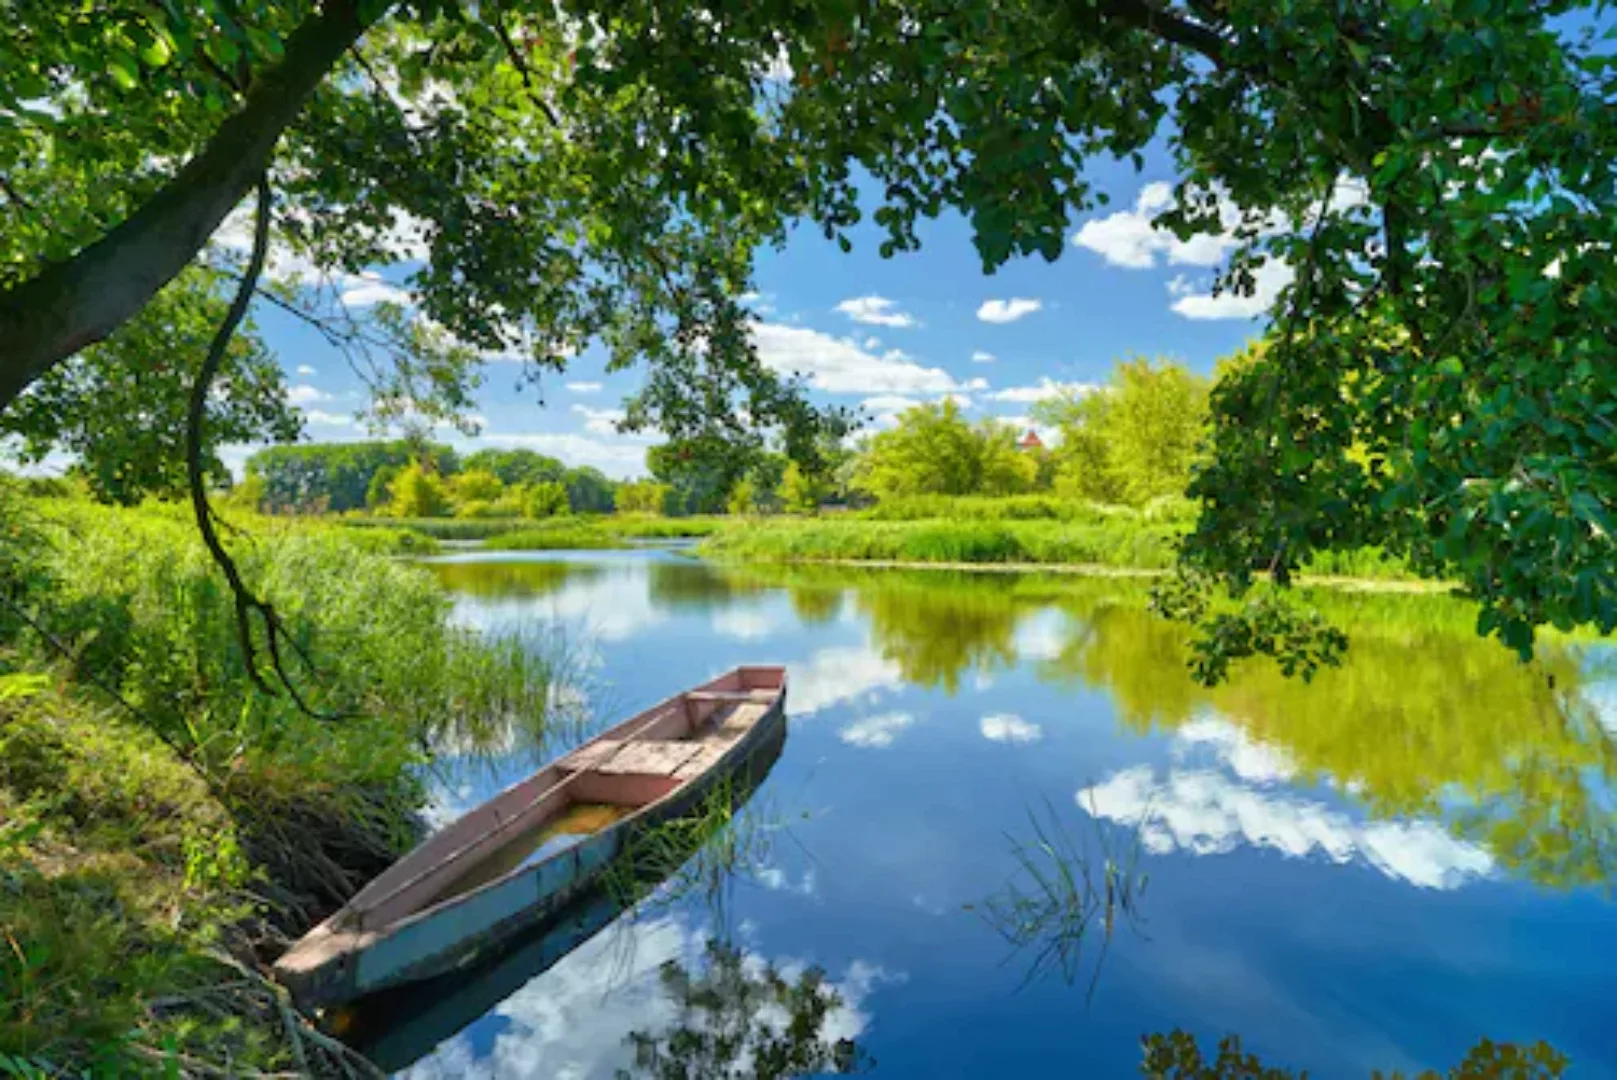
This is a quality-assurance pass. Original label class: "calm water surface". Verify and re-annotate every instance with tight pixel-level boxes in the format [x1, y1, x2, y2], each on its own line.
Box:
[381, 549, 1617, 1077]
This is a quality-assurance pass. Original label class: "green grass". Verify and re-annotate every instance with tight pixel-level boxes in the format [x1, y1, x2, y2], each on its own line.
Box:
[484, 520, 626, 550]
[861, 493, 1195, 525]
[343, 515, 528, 540]
[700, 508, 1420, 582]
[701, 516, 1188, 569]
[0, 490, 559, 1073]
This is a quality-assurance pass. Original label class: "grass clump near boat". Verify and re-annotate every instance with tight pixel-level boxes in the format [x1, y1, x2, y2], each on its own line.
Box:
[0, 489, 555, 1074]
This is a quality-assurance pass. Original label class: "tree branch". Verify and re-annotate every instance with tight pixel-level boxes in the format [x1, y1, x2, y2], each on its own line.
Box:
[0, 0, 378, 413]
[185, 175, 336, 720]
[1090, 0, 1231, 68]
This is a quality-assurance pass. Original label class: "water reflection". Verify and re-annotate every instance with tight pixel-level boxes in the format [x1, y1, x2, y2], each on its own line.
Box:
[393, 917, 887, 1079]
[714, 562, 1617, 892]
[412, 553, 1617, 1076]
[621, 938, 876, 1078]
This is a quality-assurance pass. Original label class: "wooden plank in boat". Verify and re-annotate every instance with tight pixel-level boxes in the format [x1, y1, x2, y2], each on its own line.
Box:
[559, 740, 624, 771]
[594, 740, 705, 777]
[673, 743, 730, 780]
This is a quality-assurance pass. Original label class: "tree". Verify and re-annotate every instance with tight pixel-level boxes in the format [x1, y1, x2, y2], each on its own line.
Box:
[1033, 358, 1209, 507]
[780, 462, 830, 514]
[387, 462, 449, 518]
[3, 0, 1614, 662]
[0, 268, 298, 504]
[562, 466, 615, 513]
[521, 480, 569, 519]
[853, 401, 1036, 500]
[727, 478, 759, 516]
[449, 468, 503, 505]
[246, 440, 443, 514]
[366, 464, 400, 511]
[616, 480, 672, 515]
[462, 449, 567, 489]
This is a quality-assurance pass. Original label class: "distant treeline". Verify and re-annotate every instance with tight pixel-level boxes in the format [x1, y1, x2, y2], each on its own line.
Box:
[240, 442, 616, 517]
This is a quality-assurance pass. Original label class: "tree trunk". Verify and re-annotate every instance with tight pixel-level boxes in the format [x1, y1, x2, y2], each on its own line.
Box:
[0, 0, 373, 413]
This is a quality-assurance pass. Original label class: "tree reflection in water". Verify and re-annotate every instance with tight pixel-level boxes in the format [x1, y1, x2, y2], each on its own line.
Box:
[617, 938, 872, 1079]
[717, 563, 1617, 891]
[1139, 1030, 1566, 1079]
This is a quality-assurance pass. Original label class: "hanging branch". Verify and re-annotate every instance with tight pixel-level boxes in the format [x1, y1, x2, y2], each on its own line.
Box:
[184, 174, 336, 720]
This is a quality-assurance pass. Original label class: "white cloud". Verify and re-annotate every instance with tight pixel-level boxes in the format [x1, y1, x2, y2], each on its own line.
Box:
[987, 378, 1094, 404]
[338, 270, 412, 308]
[864, 336, 881, 350]
[835, 295, 919, 329]
[1079, 718, 1495, 891]
[711, 608, 776, 642]
[571, 403, 629, 436]
[286, 384, 330, 406]
[976, 298, 1043, 324]
[1073, 181, 1243, 270]
[566, 381, 603, 393]
[980, 714, 1042, 744]
[1169, 259, 1294, 320]
[861, 394, 921, 415]
[302, 410, 353, 427]
[971, 351, 997, 364]
[838, 711, 916, 749]
[752, 322, 959, 395]
[755, 866, 817, 896]
[294, 364, 317, 376]
[787, 645, 906, 717]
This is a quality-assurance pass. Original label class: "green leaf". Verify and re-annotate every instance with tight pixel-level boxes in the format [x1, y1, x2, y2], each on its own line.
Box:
[106, 52, 139, 91]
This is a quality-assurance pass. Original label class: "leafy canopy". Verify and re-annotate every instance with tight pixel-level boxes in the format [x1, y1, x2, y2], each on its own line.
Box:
[2, 0, 1615, 661]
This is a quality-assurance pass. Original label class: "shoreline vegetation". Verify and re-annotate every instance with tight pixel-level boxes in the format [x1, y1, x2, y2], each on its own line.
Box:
[0, 489, 560, 1074]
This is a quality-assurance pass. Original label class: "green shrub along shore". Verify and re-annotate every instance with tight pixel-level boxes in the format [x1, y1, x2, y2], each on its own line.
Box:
[0, 490, 556, 1074]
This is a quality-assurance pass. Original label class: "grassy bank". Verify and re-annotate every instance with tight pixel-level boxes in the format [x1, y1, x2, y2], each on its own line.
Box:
[700, 506, 1417, 581]
[701, 516, 1189, 571]
[481, 514, 727, 551]
[0, 493, 554, 1073]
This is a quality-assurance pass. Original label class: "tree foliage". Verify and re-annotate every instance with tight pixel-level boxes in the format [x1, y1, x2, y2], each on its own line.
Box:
[1, 0, 1613, 657]
[1035, 358, 1210, 508]
[854, 401, 1037, 501]
[0, 269, 298, 504]
[388, 461, 450, 518]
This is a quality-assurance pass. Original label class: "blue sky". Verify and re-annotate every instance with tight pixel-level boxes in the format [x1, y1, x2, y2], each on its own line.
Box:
[248, 142, 1270, 479]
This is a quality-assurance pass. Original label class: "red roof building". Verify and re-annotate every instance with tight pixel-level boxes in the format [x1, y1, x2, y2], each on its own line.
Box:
[1017, 429, 1044, 451]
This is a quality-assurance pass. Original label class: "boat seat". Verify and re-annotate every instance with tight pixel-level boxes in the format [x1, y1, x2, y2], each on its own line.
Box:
[673, 743, 730, 779]
[593, 740, 706, 777]
[559, 739, 624, 771]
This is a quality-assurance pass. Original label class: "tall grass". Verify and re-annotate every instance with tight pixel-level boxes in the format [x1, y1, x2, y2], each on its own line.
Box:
[701, 517, 1187, 569]
[972, 797, 1148, 1001]
[862, 494, 1195, 525]
[0, 489, 560, 1073]
[343, 515, 528, 540]
[484, 520, 626, 550]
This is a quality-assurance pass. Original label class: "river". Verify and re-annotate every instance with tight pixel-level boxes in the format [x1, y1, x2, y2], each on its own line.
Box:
[368, 547, 1617, 1077]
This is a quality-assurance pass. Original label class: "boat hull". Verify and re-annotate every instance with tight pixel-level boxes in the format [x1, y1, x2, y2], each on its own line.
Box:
[275, 671, 787, 1009]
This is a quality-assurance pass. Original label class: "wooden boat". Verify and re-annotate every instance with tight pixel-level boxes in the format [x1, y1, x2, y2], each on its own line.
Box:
[274, 665, 788, 1008]
[333, 720, 788, 1071]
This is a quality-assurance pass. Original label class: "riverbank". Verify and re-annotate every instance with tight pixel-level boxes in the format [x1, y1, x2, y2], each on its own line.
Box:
[0, 493, 555, 1074]
[696, 515, 1419, 582]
